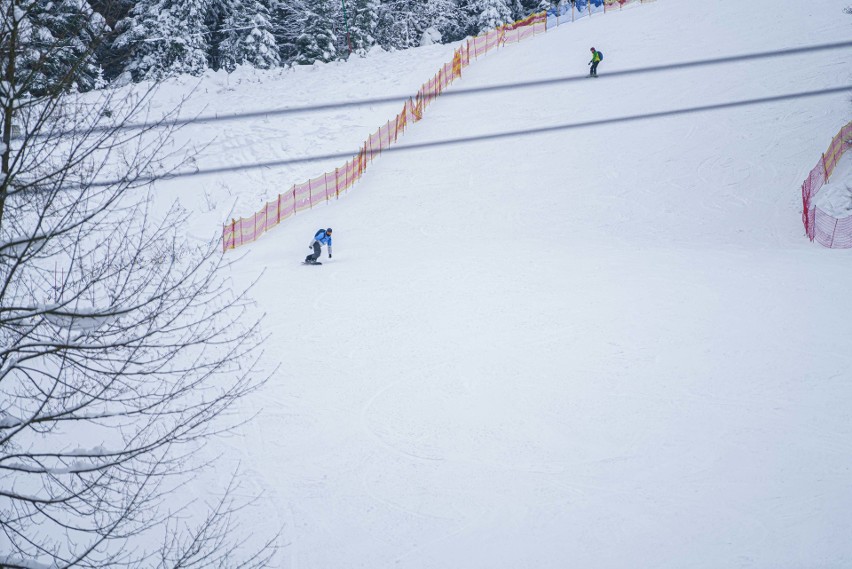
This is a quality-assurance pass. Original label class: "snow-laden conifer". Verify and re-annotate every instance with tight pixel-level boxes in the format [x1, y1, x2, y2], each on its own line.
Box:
[293, 0, 338, 64]
[218, 0, 280, 71]
[349, 0, 380, 55]
[474, 0, 514, 31]
[376, 0, 459, 50]
[12, 0, 106, 95]
[113, 0, 211, 80]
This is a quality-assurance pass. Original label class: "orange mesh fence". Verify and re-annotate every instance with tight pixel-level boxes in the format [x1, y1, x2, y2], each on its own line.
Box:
[801, 121, 852, 248]
[222, 4, 646, 251]
[222, 13, 547, 251]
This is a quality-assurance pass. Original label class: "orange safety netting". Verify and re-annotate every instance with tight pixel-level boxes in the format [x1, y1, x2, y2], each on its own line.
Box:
[222, 12, 549, 251]
[801, 121, 852, 248]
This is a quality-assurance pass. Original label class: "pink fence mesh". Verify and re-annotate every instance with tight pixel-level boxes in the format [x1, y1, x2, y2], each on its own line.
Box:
[801, 122, 852, 248]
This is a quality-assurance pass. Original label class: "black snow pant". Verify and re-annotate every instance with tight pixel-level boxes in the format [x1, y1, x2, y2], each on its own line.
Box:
[306, 242, 321, 263]
[590, 61, 599, 76]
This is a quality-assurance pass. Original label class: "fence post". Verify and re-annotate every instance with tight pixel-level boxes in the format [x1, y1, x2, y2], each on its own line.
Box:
[292, 184, 296, 214]
[324, 173, 330, 202]
[308, 178, 313, 208]
[830, 218, 838, 248]
[277, 193, 281, 222]
[822, 152, 829, 182]
[335, 167, 340, 199]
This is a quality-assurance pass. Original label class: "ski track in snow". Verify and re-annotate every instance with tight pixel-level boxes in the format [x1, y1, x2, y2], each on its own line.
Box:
[112, 0, 852, 567]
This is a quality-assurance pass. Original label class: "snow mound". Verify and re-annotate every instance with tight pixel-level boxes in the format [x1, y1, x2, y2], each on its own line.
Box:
[814, 178, 852, 218]
[814, 151, 852, 217]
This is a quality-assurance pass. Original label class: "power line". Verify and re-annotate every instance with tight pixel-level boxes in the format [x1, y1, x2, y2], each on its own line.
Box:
[87, 84, 851, 187]
[23, 39, 852, 140]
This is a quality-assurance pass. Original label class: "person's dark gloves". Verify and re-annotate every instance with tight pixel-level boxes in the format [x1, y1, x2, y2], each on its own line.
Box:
[329, 254, 332, 259]
[309, 245, 312, 249]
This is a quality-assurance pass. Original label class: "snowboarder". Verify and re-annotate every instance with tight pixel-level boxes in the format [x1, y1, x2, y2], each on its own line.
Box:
[588, 47, 602, 77]
[305, 228, 333, 264]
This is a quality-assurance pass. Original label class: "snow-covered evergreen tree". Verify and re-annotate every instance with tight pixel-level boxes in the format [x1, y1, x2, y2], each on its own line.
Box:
[376, 0, 460, 50]
[15, 0, 107, 95]
[348, 0, 379, 55]
[113, 0, 212, 81]
[217, 0, 280, 71]
[268, 0, 304, 62]
[509, 0, 554, 20]
[293, 0, 337, 64]
[536, 0, 557, 13]
[473, 0, 513, 31]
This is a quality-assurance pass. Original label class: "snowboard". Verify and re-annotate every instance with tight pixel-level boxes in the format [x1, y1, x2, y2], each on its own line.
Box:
[302, 261, 322, 265]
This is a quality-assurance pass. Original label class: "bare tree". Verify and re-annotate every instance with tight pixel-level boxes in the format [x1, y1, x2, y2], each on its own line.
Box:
[1, 2, 275, 567]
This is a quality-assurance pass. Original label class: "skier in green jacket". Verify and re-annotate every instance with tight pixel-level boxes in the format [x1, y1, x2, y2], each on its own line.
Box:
[589, 47, 602, 77]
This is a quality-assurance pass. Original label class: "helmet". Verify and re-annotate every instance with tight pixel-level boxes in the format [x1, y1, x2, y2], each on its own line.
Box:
[326, 228, 333, 234]
[590, 47, 595, 51]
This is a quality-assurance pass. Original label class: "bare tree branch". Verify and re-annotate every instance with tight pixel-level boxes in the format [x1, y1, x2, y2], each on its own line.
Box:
[1, 2, 276, 567]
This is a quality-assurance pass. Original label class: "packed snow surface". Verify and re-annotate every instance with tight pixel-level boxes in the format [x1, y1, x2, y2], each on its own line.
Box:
[128, 0, 852, 567]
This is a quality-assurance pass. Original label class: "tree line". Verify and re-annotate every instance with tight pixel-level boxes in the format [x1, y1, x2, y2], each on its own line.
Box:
[7, 0, 575, 96]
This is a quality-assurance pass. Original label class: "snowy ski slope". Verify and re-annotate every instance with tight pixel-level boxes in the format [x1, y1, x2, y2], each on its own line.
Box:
[144, 0, 852, 567]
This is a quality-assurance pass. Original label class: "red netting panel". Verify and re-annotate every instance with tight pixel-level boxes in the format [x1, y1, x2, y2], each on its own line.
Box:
[341, 159, 356, 192]
[235, 216, 258, 247]
[262, 200, 278, 231]
[839, 123, 852, 165]
[518, 26, 535, 42]
[428, 76, 439, 103]
[814, 209, 852, 248]
[294, 180, 311, 213]
[222, 229, 234, 251]
[486, 29, 503, 52]
[397, 106, 408, 133]
[801, 121, 852, 247]
[419, 78, 432, 107]
[442, 62, 454, 87]
[806, 206, 816, 240]
[405, 98, 418, 122]
[382, 121, 391, 148]
[802, 159, 824, 205]
[830, 217, 852, 248]
[279, 189, 296, 219]
[366, 130, 378, 161]
[471, 35, 487, 58]
[825, 133, 843, 179]
[310, 172, 331, 203]
[801, 159, 824, 239]
[502, 27, 519, 45]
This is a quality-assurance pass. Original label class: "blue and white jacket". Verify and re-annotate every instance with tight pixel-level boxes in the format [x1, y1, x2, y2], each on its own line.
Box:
[310, 229, 333, 255]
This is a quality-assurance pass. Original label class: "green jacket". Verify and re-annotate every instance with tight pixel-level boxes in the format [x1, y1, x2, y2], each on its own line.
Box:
[590, 51, 602, 63]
